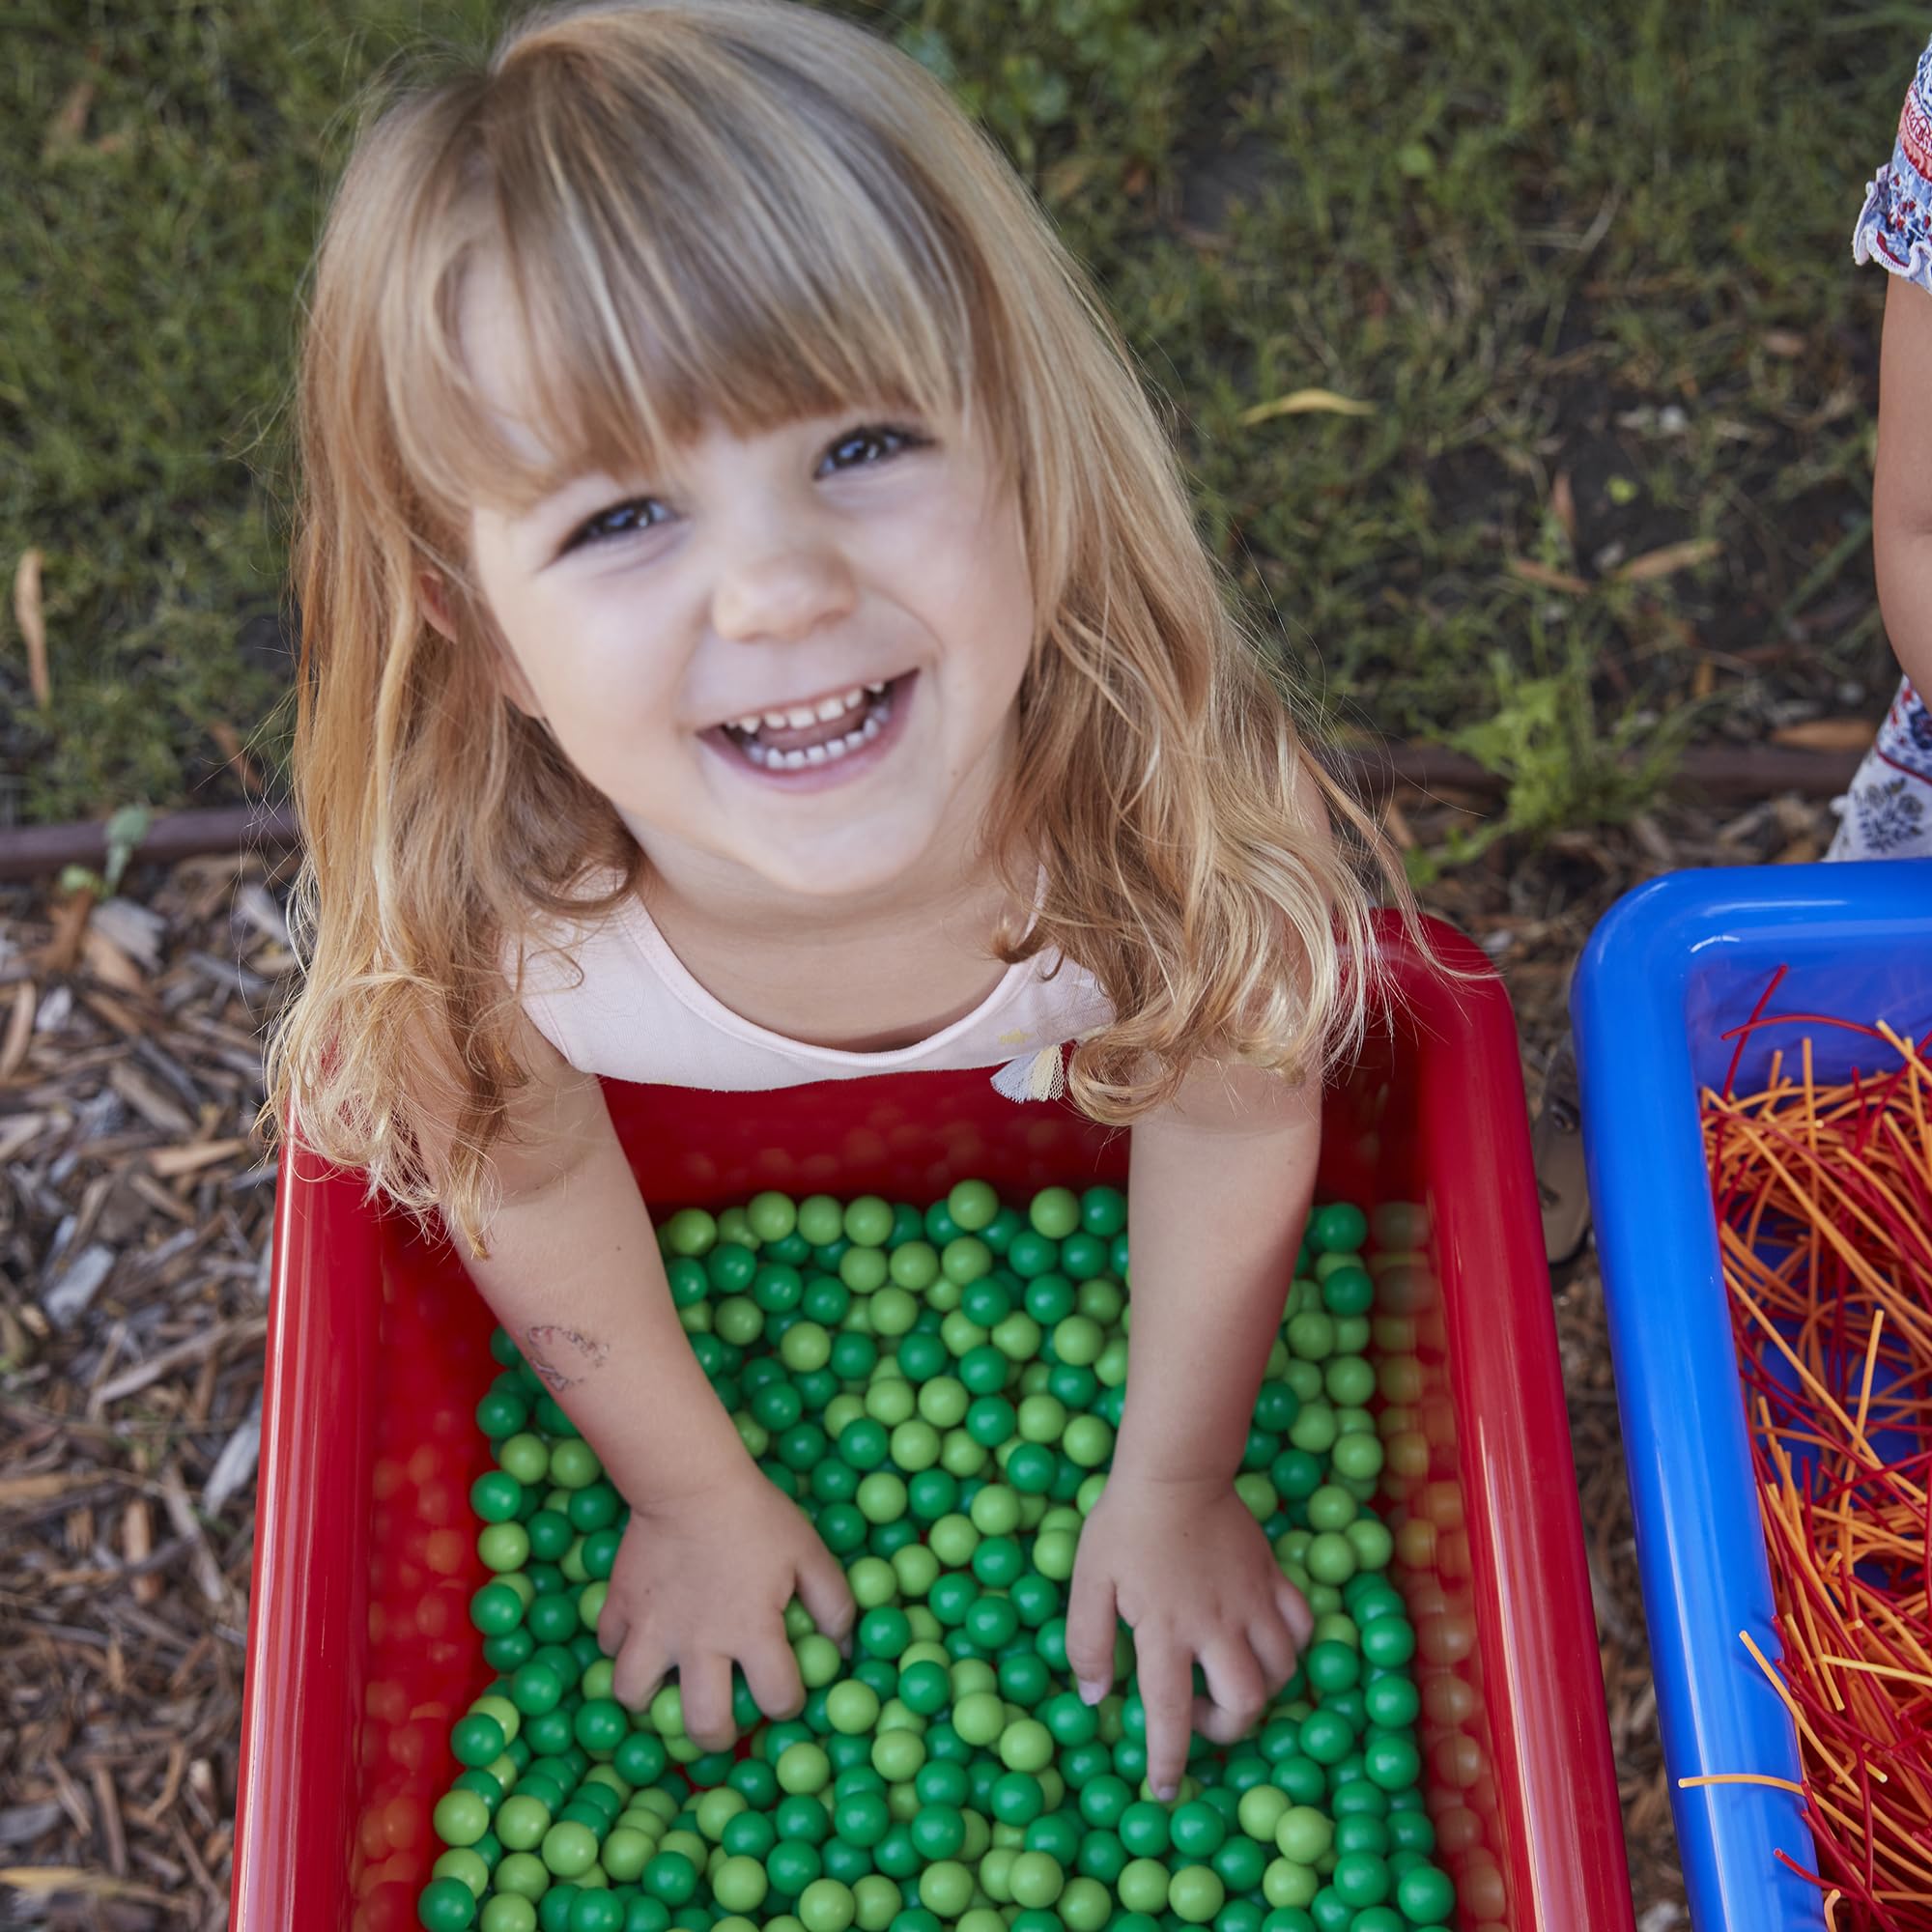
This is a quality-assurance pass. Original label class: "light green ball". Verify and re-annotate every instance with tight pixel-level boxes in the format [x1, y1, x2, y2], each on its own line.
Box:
[952, 1691, 1006, 1747]
[799, 1878, 857, 1932]
[777, 1741, 833, 1794]
[827, 1681, 883, 1735]
[1008, 1852, 1065, 1909]
[714, 1856, 771, 1914]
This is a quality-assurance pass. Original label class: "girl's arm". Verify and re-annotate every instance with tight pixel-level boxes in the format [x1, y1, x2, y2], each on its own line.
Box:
[1873, 275, 1932, 696]
[455, 1016, 853, 1747]
[1064, 1055, 1320, 1800]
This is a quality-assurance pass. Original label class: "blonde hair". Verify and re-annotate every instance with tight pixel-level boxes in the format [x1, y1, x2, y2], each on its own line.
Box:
[260, 0, 1424, 1257]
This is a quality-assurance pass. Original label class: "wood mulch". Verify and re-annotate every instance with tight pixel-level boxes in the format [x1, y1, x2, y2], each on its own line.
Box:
[0, 851, 294, 1932]
[0, 781, 1842, 1930]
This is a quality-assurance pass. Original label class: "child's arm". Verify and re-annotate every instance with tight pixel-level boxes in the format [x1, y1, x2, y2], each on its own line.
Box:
[1873, 275, 1932, 696]
[1064, 1056, 1320, 1800]
[456, 1015, 854, 1747]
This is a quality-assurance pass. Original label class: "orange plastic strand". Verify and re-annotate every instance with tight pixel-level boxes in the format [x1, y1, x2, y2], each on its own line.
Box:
[1730, 1280, 1885, 1475]
[1679, 1773, 1809, 1796]
[1854, 1310, 1888, 1464]
[1741, 1629, 1860, 1793]
[1817, 1658, 1932, 1690]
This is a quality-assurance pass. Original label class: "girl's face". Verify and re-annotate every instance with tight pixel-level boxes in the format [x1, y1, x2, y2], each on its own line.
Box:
[449, 256, 1037, 907]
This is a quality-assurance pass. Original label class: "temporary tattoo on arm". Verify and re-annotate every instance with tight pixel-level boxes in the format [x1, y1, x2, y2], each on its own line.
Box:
[521, 1323, 611, 1392]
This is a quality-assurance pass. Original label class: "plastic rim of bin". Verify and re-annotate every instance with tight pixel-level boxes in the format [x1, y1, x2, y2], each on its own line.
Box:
[1572, 860, 1932, 1932]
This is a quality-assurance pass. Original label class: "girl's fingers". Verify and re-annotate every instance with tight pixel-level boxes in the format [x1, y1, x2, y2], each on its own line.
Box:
[1134, 1633, 1195, 1802]
[795, 1538, 858, 1652]
[1277, 1577, 1316, 1652]
[1194, 1636, 1268, 1746]
[1064, 1568, 1120, 1705]
[1191, 1693, 1256, 1746]
[741, 1626, 808, 1726]
[1248, 1607, 1300, 1694]
[611, 1632, 669, 1713]
[596, 1599, 631, 1663]
[678, 1651, 737, 1752]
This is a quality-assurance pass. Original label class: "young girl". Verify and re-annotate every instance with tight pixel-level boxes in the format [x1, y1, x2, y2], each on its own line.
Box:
[1832, 28, 1932, 858]
[263, 0, 1411, 1804]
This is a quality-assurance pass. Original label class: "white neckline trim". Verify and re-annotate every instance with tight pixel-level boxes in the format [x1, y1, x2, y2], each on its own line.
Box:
[611, 891, 1043, 1068]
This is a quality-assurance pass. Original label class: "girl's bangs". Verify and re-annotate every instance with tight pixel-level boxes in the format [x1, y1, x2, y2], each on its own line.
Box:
[397, 30, 994, 526]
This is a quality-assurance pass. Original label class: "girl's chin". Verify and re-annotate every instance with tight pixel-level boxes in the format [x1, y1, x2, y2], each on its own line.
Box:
[734, 818, 941, 900]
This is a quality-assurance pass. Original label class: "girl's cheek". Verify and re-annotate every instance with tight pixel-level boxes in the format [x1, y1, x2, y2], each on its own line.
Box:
[568, 614, 670, 703]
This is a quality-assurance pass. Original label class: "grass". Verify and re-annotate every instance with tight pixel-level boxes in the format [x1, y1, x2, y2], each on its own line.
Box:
[0, 0, 1918, 842]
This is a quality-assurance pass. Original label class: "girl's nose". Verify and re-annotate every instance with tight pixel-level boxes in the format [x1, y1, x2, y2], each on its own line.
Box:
[709, 538, 857, 645]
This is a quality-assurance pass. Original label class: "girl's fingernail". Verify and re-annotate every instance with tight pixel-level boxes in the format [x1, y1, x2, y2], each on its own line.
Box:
[1154, 1782, 1179, 1803]
[1077, 1677, 1108, 1705]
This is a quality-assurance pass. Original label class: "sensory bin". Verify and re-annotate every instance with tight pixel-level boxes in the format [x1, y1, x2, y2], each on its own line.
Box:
[418, 1178, 1450, 1932]
[1571, 863, 1932, 1932]
[232, 916, 1634, 1932]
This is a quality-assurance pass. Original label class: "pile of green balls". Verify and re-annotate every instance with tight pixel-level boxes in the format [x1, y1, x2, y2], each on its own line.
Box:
[416, 1180, 1457, 1932]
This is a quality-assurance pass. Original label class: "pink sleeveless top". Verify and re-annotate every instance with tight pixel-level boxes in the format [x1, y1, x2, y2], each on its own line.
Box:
[509, 869, 1116, 1103]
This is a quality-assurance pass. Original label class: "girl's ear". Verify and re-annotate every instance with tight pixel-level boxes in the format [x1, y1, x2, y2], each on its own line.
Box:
[417, 568, 546, 721]
[417, 568, 458, 641]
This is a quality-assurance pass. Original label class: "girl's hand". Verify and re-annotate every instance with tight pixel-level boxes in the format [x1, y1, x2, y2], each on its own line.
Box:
[596, 1465, 855, 1750]
[1065, 1472, 1314, 1800]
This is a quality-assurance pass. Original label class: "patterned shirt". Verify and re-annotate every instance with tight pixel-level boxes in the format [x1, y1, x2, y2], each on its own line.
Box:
[1832, 32, 1932, 860]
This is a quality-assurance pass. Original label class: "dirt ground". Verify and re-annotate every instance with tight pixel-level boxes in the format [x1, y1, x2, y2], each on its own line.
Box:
[0, 781, 1843, 1929]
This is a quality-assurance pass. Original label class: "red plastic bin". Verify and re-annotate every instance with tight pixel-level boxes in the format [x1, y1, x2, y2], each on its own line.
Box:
[230, 916, 1634, 1931]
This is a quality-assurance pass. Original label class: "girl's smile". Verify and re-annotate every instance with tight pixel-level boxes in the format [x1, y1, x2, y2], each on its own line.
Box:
[700, 668, 919, 791]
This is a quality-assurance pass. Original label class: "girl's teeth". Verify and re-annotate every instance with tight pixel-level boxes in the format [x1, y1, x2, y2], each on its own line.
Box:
[736, 688, 874, 736]
[738, 693, 892, 771]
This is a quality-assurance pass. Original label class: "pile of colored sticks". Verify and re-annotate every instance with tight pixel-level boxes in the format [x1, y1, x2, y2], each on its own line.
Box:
[1695, 974, 1932, 1930]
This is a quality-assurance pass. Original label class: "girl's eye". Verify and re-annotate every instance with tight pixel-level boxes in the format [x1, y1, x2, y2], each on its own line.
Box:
[560, 421, 927, 554]
[819, 422, 929, 473]
[565, 495, 670, 553]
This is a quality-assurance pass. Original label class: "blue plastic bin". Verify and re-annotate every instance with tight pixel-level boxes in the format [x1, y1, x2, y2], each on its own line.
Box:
[1571, 862, 1932, 1931]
